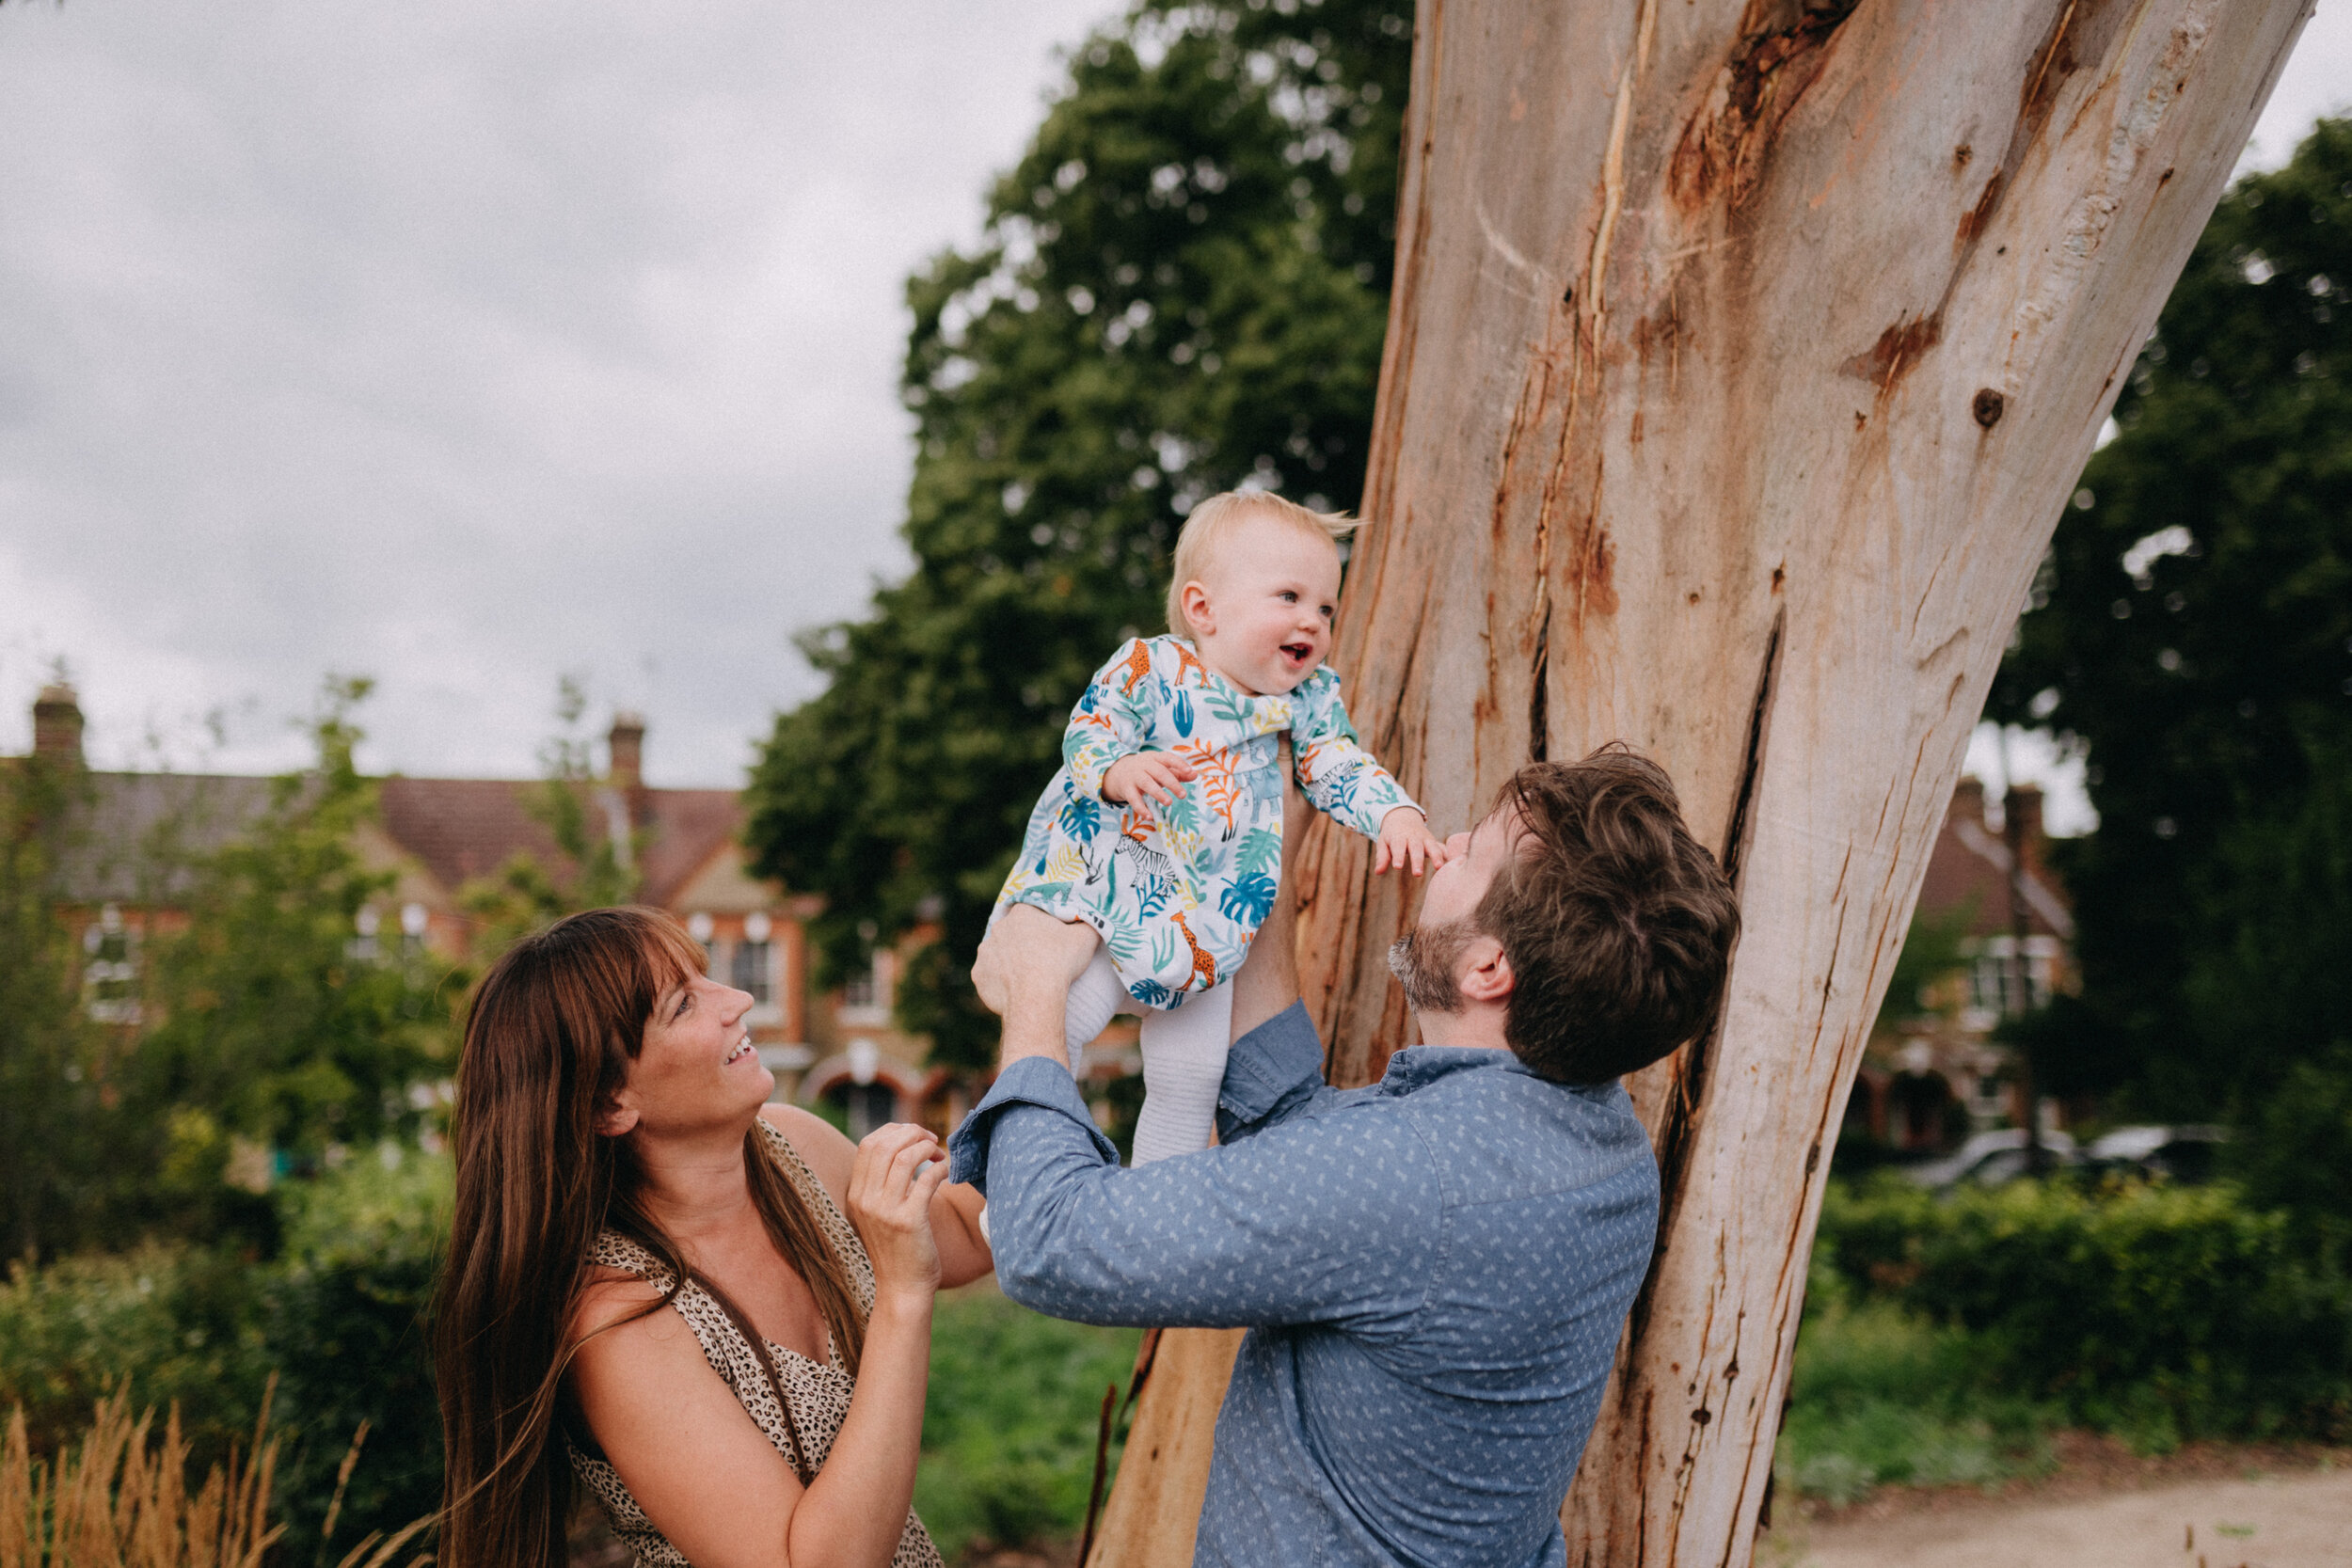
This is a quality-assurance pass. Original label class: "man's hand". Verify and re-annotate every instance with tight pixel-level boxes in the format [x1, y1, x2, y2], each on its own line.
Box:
[1103, 751, 1196, 808]
[974, 905, 1101, 1070]
[1228, 741, 1311, 1043]
[1373, 806, 1450, 877]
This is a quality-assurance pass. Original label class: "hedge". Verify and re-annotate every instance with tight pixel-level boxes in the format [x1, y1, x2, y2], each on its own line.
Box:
[1815, 1175, 2352, 1444]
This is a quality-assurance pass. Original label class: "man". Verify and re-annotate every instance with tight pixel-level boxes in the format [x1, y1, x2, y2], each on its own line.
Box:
[952, 745, 1741, 1565]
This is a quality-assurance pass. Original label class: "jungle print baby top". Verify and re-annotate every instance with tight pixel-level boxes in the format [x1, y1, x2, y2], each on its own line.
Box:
[995, 634, 1416, 1007]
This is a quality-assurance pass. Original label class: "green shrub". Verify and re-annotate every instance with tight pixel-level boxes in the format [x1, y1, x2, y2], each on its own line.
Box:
[0, 1148, 450, 1560]
[1816, 1175, 2352, 1443]
[262, 1148, 450, 1556]
[0, 1243, 269, 1465]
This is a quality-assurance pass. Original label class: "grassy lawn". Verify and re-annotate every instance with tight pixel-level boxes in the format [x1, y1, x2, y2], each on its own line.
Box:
[916, 1282, 1142, 1559]
[1776, 1297, 2058, 1506]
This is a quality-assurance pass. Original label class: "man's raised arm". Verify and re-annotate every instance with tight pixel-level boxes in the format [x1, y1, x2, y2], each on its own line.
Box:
[1226, 744, 1311, 1042]
[949, 762, 1438, 1329]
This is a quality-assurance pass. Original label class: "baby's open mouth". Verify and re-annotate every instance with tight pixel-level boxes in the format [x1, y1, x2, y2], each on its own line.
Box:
[1281, 641, 1313, 663]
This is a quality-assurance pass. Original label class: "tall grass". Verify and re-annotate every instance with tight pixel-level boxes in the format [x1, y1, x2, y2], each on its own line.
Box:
[0, 1389, 428, 1568]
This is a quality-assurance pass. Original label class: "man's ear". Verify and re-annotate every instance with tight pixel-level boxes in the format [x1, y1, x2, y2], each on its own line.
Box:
[593, 1095, 640, 1139]
[1456, 934, 1515, 1006]
[1179, 580, 1215, 639]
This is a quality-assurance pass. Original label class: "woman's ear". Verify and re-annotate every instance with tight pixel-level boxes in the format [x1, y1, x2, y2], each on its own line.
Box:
[1180, 580, 1215, 639]
[593, 1095, 640, 1139]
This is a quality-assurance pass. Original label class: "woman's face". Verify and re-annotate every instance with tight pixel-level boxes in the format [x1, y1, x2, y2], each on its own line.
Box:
[599, 965, 772, 1141]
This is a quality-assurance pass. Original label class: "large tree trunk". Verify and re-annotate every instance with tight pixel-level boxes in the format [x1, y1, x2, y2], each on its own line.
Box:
[1088, 2, 2309, 1564]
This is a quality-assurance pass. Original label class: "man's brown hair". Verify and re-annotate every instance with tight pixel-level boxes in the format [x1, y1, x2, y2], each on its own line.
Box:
[1475, 745, 1740, 1083]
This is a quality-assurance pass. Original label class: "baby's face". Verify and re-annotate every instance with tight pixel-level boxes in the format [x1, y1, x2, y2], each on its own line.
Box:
[1191, 515, 1343, 695]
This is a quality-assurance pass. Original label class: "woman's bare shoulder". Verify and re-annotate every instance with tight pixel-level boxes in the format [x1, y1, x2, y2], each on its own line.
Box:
[569, 1267, 672, 1344]
[760, 1103, 855, 1203]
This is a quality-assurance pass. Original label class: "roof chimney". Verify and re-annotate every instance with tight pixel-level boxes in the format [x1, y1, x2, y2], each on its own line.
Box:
[33, 684, 85, 765]
[1949, 774, 1986, 829]
[2004, 783, 2045, 858]
[608, 711, 645, 792]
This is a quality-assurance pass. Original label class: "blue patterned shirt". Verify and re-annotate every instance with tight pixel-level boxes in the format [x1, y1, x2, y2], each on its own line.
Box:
[946, 1003, 1660, 1566]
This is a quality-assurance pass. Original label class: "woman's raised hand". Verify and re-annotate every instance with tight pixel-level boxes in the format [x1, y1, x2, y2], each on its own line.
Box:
[846, 1122, 949, 1303]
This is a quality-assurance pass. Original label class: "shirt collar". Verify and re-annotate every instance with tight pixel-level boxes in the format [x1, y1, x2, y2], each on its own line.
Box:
[1376, 1043, 1530, 1093]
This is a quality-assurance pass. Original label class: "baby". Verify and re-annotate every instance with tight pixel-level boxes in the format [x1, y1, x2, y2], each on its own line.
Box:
[993, 490, 1446, 1164]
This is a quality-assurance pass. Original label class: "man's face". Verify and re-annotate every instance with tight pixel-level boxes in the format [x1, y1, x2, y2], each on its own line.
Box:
[1386, 805, 1519, 1016]
[1417, 805, 1518, 931]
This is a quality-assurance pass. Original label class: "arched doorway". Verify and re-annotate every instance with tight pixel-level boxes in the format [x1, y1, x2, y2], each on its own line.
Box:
[798, 1038, 929, 1142]
[1888, 1070, 1963, 1153]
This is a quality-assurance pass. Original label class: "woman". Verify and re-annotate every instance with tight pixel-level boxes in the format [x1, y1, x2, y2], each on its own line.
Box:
[434, 908, 993, 1568]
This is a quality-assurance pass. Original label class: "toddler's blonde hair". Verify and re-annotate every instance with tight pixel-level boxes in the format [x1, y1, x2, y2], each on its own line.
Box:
[1165, 491, 1362, 636]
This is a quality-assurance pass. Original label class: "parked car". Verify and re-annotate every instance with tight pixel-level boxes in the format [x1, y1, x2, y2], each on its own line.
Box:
[2082, 1124, 2229, 1183]
[1903, 1128, 2080, 1189]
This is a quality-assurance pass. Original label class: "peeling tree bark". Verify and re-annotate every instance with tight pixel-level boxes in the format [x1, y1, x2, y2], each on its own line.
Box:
[1088, 3, 2310, 1565]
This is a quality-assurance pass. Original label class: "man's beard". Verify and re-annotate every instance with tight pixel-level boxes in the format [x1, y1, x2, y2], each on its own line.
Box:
[1386, 917, 1480, 1016]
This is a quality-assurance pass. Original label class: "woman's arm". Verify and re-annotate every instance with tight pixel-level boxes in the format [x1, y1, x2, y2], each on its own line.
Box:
[570, 1126, 948, 1568]
[570, 1281, 819, 1565]
[762, 1104, 992, 1288]
[927, 1180, 993, 1288]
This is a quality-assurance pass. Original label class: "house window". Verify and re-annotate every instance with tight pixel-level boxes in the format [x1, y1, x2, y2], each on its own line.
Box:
[841, 949, 893, 1022]
[731, 939, 772, 1005]
[400, 902, 430, 958]
[1966, 936, 2054, 1018]
[83, 905, 141, 1025]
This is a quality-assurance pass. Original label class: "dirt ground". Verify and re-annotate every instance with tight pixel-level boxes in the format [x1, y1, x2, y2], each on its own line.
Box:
[1765, 1435, 2351, 1568]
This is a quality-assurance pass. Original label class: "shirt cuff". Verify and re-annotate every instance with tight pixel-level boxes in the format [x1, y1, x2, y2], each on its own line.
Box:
[946, 1054, 1119, 1196]
[1350, 774, 1419, 840]
[1216, 1000, 1326, 1135]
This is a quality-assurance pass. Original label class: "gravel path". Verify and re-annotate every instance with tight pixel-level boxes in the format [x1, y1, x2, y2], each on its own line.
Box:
[1773, 1465, 2351, 1568]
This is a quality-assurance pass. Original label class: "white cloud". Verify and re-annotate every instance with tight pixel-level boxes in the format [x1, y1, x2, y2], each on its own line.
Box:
[0, 0, 1115, 782]
[2, 0, 2344, 796]
[2241, 0, 2352, 175]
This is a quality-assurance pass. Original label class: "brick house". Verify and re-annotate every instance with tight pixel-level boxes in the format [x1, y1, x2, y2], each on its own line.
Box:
[1850, 775, 2077, 1152]
[24, 685, 961, 1141]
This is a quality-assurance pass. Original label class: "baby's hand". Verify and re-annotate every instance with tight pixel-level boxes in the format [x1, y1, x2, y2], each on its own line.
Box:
[1103, 751, 1197, 808]
[1373, 807, 1449, 877]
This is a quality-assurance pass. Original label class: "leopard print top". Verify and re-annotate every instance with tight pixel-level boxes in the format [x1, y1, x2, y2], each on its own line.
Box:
[565, 1118, 944, 1568]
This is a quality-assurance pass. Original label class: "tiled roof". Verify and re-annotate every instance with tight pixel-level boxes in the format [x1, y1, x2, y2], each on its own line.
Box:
[376, 777, 567, 893]
[634, 788, 743, 907]
[48, 771, 280, 903]
[376, 776, 746, 904]
[1915, 787, 2074, 941]
[40, 767, 751, 911]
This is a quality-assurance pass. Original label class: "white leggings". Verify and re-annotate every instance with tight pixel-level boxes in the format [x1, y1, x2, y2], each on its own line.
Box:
[1066, 944, 1233, 1165]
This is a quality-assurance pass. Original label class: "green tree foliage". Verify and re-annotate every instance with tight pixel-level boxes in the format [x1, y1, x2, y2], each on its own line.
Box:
[0, 752, 114, 1261]
[138, 680, 453, 1219]
[455, 676, 640, 962]
[745, 0, 1412, 1066]
[1988, 120, 2352, 1144]
[1870, 896, 1977, 1039]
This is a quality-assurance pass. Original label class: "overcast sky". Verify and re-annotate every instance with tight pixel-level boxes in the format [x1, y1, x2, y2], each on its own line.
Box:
[3, 3, 2346, 818]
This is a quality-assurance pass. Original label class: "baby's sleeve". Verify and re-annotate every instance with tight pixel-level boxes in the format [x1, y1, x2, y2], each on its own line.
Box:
[1291, 669, 1418, 839]
[1063, 639, 1158, 800]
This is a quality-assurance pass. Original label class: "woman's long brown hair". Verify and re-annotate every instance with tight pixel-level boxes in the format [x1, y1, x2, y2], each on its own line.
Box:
[433, 907, 869, 1568]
